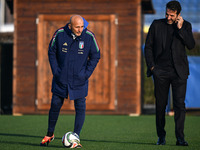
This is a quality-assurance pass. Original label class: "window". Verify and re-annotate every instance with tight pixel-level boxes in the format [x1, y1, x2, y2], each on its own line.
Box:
[0, 0, 14, 32]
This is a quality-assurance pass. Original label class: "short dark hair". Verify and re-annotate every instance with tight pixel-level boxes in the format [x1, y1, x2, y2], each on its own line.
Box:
[166, 0, 182, 15]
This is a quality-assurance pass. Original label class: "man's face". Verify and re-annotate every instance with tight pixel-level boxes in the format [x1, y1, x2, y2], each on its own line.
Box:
[69, 18, 84, 36]
[165, 8, 179, 24]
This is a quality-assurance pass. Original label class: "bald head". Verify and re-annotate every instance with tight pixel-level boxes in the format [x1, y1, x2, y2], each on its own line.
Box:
[68, 15, 84, 36]
[69, 15, 83, 24]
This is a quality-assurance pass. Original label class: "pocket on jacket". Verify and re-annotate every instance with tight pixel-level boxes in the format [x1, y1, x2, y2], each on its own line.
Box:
[153, 66, 169, 78]
[52, 79, 68, 98]
[73, 69, 87, 86]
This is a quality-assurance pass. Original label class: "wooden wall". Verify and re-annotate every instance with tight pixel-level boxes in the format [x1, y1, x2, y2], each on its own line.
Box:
[13, 0, 142, 115]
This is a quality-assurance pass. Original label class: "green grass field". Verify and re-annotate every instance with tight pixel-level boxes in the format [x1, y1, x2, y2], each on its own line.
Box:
[0, 115, 199, 150]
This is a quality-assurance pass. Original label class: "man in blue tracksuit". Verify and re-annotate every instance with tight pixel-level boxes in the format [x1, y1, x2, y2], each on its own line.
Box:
[40, 15, 100, 147]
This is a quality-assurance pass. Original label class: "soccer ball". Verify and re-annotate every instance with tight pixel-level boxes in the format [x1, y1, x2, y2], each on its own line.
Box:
[62, 132, 80, 148]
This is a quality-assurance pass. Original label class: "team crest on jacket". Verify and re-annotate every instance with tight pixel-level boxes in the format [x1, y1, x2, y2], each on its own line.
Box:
[79, 41, 84, 49]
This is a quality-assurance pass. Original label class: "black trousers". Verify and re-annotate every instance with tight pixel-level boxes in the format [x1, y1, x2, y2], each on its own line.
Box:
[153, 67, 187, 139]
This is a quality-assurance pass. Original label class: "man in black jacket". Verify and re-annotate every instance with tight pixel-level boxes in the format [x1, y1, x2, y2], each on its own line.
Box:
[145, 0, 195, 146]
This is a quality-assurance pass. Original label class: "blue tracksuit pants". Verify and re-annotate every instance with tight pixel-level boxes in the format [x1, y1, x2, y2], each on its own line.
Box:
[47, 94, 86, 136]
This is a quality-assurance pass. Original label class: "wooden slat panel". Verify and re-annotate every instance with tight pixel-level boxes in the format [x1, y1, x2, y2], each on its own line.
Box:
[37, 14, 116, 111]
[17, 1, 138, 10]
[13, 0, 142, 115]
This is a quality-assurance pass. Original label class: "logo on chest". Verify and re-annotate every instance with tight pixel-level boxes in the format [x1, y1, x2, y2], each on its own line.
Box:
[63, 42, 68, 46]
[79, 41, 84, 49]
[62, 42, 68, 53]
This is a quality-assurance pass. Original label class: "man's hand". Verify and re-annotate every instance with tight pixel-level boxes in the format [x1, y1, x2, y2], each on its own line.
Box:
[176, 16, 184, 29]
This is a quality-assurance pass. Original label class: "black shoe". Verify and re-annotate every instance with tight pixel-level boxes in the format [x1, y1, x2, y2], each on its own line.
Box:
[156, 137, 166, 145]
[176, 138, 188, 146]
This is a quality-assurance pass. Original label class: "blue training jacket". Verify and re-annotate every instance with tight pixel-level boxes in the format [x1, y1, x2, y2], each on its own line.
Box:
[48, 20, 100, 99]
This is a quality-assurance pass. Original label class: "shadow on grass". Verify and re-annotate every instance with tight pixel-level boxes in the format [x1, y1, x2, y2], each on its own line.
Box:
[0, 133, 63, 148]
[0, 140, 64, 148]
[0, 133, 180, 148]
[82, 139, 156, 146]
[0, 132, 43, 138]
[0, 132, 162, 147]
[82, 139, 179, 146]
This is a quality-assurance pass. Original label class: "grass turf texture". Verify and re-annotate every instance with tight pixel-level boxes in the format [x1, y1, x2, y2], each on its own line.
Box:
[0, 115, 200, 150]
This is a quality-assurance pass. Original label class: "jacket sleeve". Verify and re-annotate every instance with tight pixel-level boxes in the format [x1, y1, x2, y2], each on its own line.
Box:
[48, 31, 59, 76]
[177, 21, 195, 50]
[85, 34, 100, 79]
[144, 20, 156, 70]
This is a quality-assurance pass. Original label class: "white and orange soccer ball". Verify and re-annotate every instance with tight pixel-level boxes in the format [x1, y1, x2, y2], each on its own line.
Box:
[62, 132, 80, 148]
